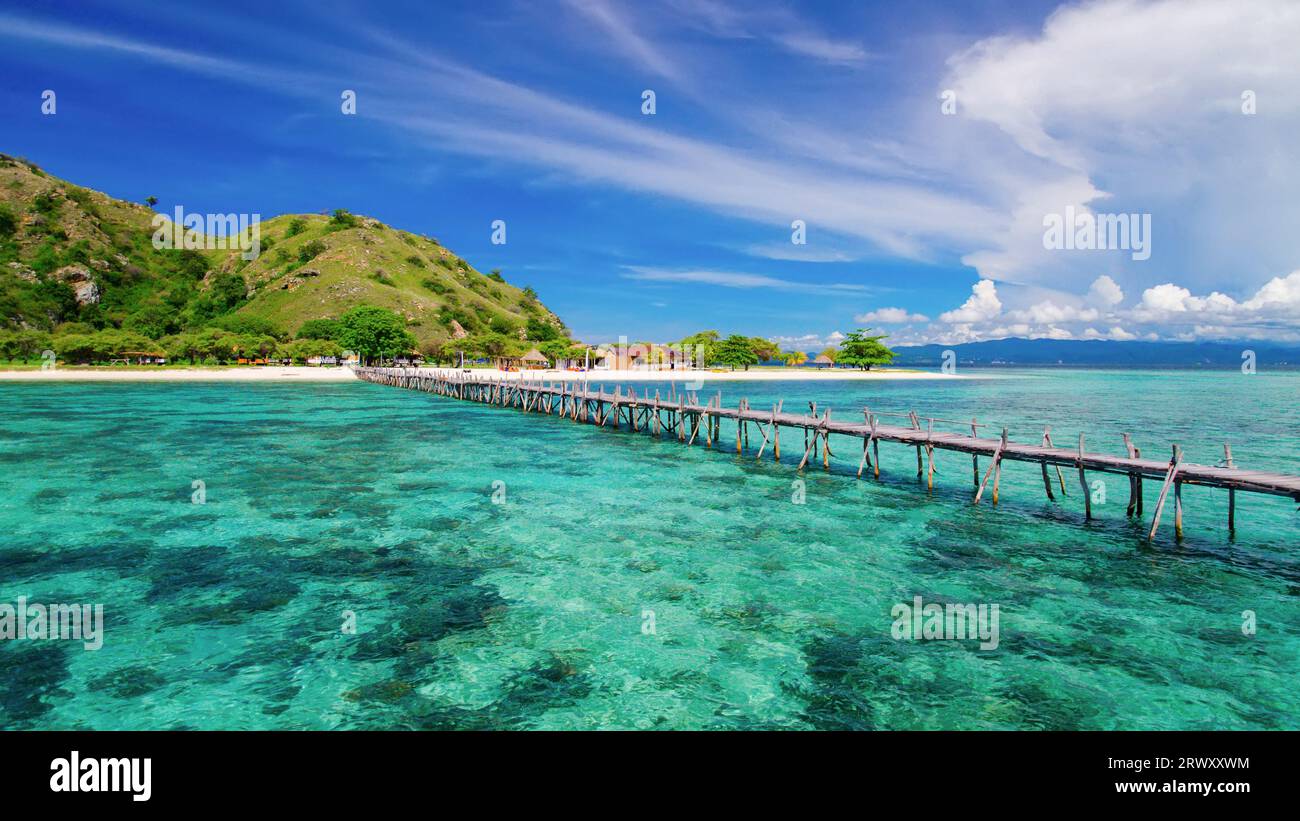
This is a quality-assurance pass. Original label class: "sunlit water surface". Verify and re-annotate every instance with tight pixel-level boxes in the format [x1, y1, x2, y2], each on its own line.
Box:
[1, 369, 1297, 729]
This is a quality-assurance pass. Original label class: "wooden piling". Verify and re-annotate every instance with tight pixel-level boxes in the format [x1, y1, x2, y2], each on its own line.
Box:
[1148, 445, 1183, 542]
[1078, 433, 1091, 520]
[1041, 428, 1056, 502]
[925, 418, 935, 491]
[1043, 428, 1067, 497]
[974, 429, 1006, 505]
[1224, 443, 1236, 535]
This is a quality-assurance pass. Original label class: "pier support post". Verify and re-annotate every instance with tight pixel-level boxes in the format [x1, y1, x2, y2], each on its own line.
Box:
[822, 409, 833, 470]
[1041, 428, 1057, 502]
[1043, 428, 1067, 497]
[1123, 434, 1138, 516]
[871, 415, 880, 479]
[1175, 478, 1184, 541]
[858, 409, 872, 478]
[774, 400, 782, 461]
[1078, 433, 1091, 520]
[1224, 443, 1236, 536]
[975, 430, 1006, 505]
[910, 411, 922, 480]
[993, 428, 1006, 505]
[1147, 445, 1183, 542]
[925, 418, 935, 491]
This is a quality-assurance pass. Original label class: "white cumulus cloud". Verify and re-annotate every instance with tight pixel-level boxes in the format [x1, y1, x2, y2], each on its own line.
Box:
[939, 279, 1002, 323]
[855, 307, 929, 324]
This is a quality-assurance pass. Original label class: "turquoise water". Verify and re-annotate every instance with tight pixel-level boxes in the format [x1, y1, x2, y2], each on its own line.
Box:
[1, 369, 1297, 729]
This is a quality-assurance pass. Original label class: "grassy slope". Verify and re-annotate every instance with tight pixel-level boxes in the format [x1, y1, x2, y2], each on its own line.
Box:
[0, 154, 566, 345]
[0, 154, 178, 329]
[213, 213, 564, 344]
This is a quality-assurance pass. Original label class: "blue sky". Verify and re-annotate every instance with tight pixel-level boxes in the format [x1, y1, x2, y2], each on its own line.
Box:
[3, 0, 1299, 346]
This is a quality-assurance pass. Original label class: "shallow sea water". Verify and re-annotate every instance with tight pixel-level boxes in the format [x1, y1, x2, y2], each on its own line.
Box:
[1, 368, 1297, 729]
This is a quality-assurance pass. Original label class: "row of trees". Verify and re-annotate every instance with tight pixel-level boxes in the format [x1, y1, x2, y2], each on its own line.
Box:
[37, 327, 343, 365]
[0, 305, 421, 365]
[676, 329, 895, 371]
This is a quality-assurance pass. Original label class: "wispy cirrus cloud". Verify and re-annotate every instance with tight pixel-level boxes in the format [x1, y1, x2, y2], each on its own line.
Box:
[622, 266, 871, 293]
[0, 12, 326, 91]
[668, 0, 871, 65]
[562, 0, 685, 82]
[772, 31, 870, 65]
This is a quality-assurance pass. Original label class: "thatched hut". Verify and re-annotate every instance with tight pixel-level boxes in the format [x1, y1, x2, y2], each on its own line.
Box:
[521, 348, 550, 369]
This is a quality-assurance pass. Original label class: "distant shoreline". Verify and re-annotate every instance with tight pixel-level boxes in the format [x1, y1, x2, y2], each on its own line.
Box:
[406, 366, 962, 382]
[0, 365, 959, 383]
[0, 366, 359, 382]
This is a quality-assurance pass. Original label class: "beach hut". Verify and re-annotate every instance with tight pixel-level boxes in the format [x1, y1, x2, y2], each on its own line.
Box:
[588, 347, 612, 369]
[521, 348, 550, 369]
[624, 342, 686, 371]
[118, 350, 167, 366]
[812, 353, 835, 369]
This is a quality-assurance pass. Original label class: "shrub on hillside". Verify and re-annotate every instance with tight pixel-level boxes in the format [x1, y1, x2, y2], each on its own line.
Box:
[32, 191, 61, 217]
[298, 240, 326, 263]
[328, 209, 359, 230]
[0, 204, 17, 237]
[124, 305, 182, 340]
[207, 313, 286, 340]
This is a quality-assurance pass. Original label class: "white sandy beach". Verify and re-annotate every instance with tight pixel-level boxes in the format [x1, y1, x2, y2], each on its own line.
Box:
[0, 366, 359, 382]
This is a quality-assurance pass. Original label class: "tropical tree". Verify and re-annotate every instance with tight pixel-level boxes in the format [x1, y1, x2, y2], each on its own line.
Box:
[335, 305, 417, 364]
[53, 329, 156, 363]
[678, 330, 720, 367]
[296, 318, 342, 340]
[284, 337, 341, 364]
[145, 196, 158, 208]
[0, 330, 53, 362]
[123, 304, 181, 340]
[463, 330, 518, 360]
[539, 338, 576, 365]
[748, 337, 780, 363]
[713, 334, 760, 371]
[780, 350, 808, 367]
[835, 328, 896, 370]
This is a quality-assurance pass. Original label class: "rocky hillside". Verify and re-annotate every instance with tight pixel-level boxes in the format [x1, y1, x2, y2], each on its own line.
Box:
[0, 153, 568, 348]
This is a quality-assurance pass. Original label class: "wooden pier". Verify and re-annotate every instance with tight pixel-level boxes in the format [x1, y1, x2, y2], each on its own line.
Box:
[355, 367, 1300, 541]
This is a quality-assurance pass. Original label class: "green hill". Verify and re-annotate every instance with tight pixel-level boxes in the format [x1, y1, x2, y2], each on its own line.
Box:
[0, 153, 571, 363]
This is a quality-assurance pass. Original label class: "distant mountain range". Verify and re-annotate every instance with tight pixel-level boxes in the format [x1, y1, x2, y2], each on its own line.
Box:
[890, 338, 1300, 368]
